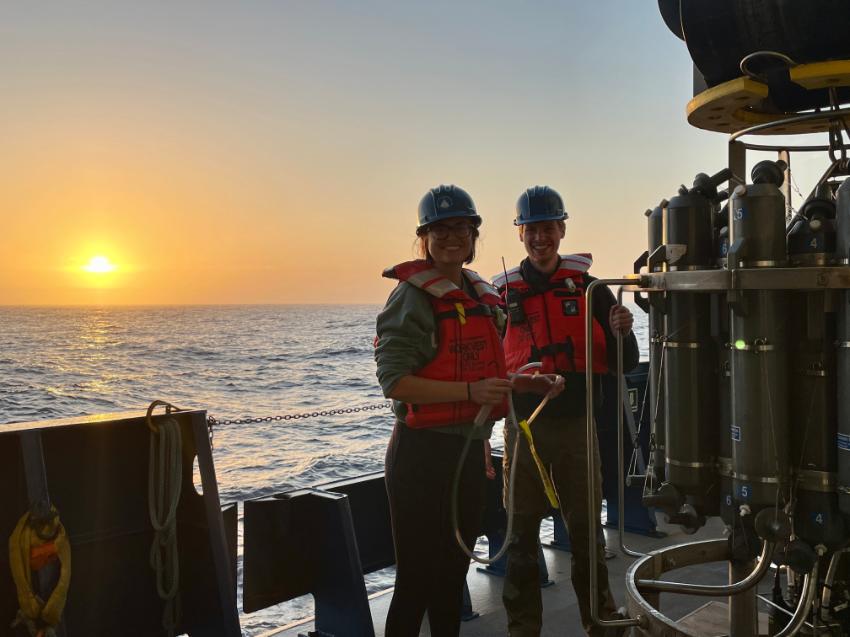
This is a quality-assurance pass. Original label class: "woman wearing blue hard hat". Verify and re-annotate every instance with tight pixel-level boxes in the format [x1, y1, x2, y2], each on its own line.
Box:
[375, 185, 561, 636]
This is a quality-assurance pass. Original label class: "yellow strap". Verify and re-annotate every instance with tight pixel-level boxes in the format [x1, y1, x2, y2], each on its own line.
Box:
[454, 303, 466, 325]
[8, 509, 72, 631]
[518, 419, 560, 509]
[42, 526, 71, 626]
[9, 514, 39, 621]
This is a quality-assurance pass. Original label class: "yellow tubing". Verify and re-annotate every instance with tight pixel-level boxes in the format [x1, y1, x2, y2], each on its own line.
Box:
[518, 419, 560, 509]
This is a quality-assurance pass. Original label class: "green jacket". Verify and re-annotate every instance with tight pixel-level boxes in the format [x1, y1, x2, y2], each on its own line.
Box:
[375, 278, 502, 439]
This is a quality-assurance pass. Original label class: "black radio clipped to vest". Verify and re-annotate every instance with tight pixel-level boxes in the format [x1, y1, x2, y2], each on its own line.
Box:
[501, 257, 526, 325]
[505, 287, 526, 324]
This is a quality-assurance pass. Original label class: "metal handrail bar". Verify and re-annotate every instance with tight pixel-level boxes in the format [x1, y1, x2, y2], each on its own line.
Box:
[616, 286, 646, 559]
[636, 540, 774, 595]
[774, 561, 819, 637]
[822, 548, 850, 609]
[756, 594, 815, 631]
[586, 277, 644, 630]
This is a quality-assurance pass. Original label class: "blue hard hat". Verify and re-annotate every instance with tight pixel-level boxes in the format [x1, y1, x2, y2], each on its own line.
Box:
[515, 186, 568, 226]
[417, 185, 482, 231]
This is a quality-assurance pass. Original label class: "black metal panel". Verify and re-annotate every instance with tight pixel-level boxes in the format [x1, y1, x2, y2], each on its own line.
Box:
[319, 472, 394, 574]
[243, 489, 374, 637]
[222, 503, 238, 593]
[176, 501, 238, 636]
[178, 496, 240, 636]
[0, 411, 240, 637]
[243, 491, 322, 609]
[187, 412, 241, 636]
[242, 472, 392, 623]
[0, 432, 28, 633]
[44, 420, 159, 637]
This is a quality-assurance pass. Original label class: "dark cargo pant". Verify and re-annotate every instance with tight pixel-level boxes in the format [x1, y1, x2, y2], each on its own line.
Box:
[501, 405, 618, 637]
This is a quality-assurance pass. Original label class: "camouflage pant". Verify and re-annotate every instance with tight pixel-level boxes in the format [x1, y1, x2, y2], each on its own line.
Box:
[501, 405, 617, 637]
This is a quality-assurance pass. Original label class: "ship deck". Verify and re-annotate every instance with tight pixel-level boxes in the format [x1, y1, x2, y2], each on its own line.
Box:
[260, 516, 772, 637]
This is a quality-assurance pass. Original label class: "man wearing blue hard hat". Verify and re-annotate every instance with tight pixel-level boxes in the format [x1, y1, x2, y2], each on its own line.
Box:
[493, 186, 639, 637]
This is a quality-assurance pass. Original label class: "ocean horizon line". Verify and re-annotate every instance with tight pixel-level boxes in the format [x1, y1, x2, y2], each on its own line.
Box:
[0, 302, 384, 309]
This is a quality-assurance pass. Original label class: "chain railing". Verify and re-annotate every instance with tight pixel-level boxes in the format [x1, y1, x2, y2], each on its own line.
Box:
[206, 402, 393, 448]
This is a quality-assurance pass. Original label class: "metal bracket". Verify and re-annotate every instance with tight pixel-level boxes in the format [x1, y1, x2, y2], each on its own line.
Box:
[19, 431, 67, 637]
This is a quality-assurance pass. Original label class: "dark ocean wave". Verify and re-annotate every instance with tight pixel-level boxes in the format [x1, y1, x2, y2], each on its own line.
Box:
[304, 345, 366, 358]
[167, 346, 222, 358]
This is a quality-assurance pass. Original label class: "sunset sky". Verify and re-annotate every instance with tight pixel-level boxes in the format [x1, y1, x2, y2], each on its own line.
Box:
[1, 2, 831, 305]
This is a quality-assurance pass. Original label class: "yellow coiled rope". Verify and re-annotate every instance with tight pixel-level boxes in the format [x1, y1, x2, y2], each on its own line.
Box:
[8, 506, 71, 637]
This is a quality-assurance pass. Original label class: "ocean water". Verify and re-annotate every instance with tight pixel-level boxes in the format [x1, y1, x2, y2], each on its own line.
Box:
[0, 303, 648, 635]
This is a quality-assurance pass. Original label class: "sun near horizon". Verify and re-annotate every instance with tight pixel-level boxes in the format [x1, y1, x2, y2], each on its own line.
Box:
[74, 253, 123, 297]
[82, 255, 117, 274]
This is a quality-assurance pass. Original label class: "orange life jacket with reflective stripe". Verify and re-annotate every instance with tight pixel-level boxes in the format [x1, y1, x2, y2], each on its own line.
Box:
[493, 254, 608, 375]
[383, 260, 508, 428]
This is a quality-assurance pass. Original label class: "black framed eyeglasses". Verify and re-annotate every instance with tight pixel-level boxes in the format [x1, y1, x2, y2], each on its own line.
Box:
[427, 223, 475, 240]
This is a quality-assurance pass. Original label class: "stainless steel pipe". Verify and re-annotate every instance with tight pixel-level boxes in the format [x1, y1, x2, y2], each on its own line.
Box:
[774, 561, 819, 637]
[586, 277, 643, 631]
[616, 286, 646, 559]
[636, 540, 774, 595]
[756, 594, 815, 631]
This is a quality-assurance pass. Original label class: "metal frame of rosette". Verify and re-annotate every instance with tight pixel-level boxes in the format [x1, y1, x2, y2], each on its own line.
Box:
[583, 110, 850, 636]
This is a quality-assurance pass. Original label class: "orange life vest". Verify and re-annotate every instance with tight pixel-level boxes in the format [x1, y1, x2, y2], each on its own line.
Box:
[493, 254, 609, 375]
[383, 260, 508, 428]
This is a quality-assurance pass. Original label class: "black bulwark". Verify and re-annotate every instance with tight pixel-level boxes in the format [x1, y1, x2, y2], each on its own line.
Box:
[0, 410, 240, 637]
[242, 473, 391, 637]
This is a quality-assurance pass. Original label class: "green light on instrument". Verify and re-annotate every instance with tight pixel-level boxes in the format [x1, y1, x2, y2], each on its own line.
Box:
[734, 339, 746, 350]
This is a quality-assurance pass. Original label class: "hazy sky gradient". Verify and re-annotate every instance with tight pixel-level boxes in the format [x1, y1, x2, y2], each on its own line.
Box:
[1, 2, 829, 304]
